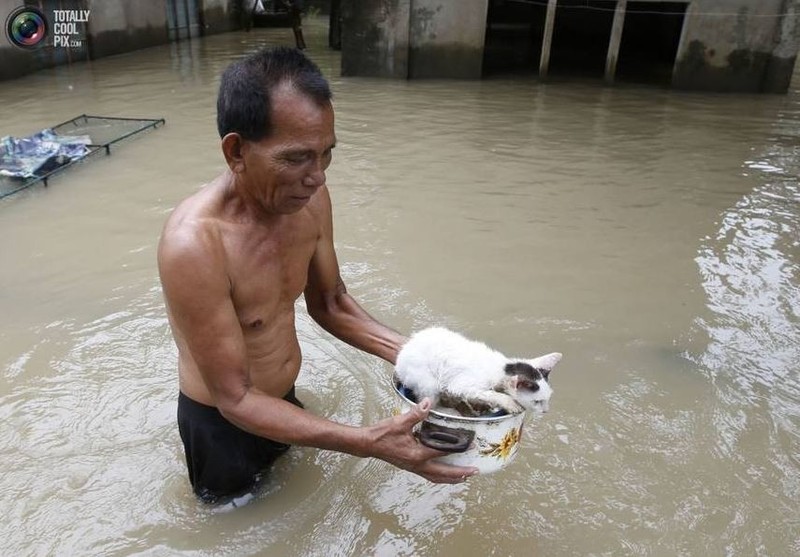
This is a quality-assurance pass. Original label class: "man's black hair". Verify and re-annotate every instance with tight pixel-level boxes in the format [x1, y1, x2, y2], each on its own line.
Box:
[216, 46, 332, 141]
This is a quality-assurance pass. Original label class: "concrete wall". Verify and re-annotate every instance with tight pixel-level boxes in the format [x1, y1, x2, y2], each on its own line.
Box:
[341, 0, 411, 78]
[201, 0, 239, 35]
[341, 0, 799, 92]
[768, 0, 800, 91]
[85, 0, 169, 59]
[408, 0, 488, 78]
[341, 0, 488, 79]
[673, 0, 800, 92]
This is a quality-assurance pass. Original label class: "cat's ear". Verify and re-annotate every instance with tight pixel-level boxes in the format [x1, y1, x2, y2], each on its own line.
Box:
[528, 352, 562, 377]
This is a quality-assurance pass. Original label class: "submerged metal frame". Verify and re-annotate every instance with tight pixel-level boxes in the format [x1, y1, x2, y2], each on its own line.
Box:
[0, 114, 166, 200]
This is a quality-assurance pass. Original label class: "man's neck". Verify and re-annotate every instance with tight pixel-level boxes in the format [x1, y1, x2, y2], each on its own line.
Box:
[218, 171, 284, 225]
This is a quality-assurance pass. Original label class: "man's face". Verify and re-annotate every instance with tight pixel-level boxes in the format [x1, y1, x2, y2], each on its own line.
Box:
[241, 83, 336, 214]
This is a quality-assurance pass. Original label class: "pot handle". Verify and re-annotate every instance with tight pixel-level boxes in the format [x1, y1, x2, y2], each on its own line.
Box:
[418, 421, 475, 453]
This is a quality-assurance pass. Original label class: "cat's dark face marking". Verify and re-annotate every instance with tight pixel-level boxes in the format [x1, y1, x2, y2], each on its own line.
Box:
[504, 362, 550, 385]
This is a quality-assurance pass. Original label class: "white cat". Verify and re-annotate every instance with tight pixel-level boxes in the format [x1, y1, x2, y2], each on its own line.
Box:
[395, 327, 562, 416]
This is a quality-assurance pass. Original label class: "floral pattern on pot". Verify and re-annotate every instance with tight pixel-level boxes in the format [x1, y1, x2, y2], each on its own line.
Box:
[479, 424, 523, 459]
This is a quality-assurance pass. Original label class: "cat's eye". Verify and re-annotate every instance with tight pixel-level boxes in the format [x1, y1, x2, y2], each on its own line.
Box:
[521, 381, 540, 392]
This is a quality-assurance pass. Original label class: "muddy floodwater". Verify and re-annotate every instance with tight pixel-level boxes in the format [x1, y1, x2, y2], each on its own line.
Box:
[1, 17, 798, 557]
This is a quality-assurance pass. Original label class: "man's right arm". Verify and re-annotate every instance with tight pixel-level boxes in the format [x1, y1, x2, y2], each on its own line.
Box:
[157, 225, 476, 484]
[157, 224, 361, 447]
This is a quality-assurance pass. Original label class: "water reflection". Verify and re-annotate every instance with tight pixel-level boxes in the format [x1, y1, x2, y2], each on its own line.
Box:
[692, 141, 799, 408]
[685, 101, 800, 551]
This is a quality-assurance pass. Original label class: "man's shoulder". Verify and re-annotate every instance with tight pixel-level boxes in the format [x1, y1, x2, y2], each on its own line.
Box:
[164, 204, 218, 244]
[159, 190, 226, 268]
[305, 184, 333, 220]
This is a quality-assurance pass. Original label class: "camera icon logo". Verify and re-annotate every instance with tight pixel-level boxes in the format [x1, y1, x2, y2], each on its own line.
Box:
[5, 6, 49, 49]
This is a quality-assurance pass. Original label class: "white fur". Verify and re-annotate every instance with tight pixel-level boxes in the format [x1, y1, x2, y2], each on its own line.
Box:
[395, 327, 562, 415]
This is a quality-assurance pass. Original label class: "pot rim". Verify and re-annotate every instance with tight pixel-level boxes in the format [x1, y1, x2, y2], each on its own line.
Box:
[392, 373, 524, 424]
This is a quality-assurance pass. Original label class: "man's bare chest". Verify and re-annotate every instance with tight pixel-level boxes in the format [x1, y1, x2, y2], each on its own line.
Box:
[224, 224, 318, 326]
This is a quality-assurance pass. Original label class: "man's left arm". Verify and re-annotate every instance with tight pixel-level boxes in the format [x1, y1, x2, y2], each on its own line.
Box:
[304, 186, 407, 364]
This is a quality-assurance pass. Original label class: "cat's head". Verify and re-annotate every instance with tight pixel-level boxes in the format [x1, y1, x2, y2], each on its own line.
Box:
[504, 352, 562, 414]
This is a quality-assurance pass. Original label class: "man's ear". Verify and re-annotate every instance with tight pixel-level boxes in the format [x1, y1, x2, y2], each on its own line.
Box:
[221, 132, 246, 173]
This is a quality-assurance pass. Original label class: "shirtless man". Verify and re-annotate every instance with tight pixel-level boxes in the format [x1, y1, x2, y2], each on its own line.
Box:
[158, 47, 477, 503]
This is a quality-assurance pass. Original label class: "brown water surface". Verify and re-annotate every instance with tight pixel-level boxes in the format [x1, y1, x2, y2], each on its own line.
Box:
[1, 18, 799, 557]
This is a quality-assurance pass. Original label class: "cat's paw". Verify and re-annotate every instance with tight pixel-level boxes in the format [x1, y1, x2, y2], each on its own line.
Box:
[472, 391, 524, 415]
[498, 399, 524, 415]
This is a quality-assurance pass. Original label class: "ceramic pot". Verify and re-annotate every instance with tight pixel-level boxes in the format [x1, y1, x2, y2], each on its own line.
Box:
[392, 375, 526, 474]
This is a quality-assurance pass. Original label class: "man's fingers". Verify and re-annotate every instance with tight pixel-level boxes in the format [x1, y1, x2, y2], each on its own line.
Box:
[417, 461, 479, 484]
[391, 398, 481, 484]
[415, 442, 457, 460]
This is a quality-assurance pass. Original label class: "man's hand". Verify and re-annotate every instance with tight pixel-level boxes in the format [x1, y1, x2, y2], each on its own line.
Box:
[364, 399, 479, 484]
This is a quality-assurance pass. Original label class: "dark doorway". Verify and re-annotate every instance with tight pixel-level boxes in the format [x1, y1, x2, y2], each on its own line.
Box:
[549, 0, 616, 78]
[482, 0, 548, 76]
[329, 0, 342, 49]
[616, 2, 687, 86]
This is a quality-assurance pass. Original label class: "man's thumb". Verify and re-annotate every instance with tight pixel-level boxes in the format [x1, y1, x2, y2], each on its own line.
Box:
[408, 398, 431, 424]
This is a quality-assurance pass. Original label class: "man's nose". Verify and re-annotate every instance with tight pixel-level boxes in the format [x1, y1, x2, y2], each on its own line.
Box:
[303, 161, 326, 187]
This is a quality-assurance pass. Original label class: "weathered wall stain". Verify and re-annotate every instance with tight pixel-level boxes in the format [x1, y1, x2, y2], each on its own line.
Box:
[409, 44, 483, 78]
[341, 0, 410, 78]
[411, 5, 441, 42]
[201, 5, 239, 35]
[673, 39, 792, 93]
[406, 0, 487, 79]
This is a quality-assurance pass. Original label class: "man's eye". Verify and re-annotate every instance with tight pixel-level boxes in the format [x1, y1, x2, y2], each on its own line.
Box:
[286, 154, 308, 164]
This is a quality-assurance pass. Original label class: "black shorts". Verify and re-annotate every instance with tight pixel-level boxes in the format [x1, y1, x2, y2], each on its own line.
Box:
[177, 388, 303, 503]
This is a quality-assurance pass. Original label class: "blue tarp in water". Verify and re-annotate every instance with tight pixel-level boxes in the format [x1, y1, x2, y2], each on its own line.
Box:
[0, 129, 91, 179]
